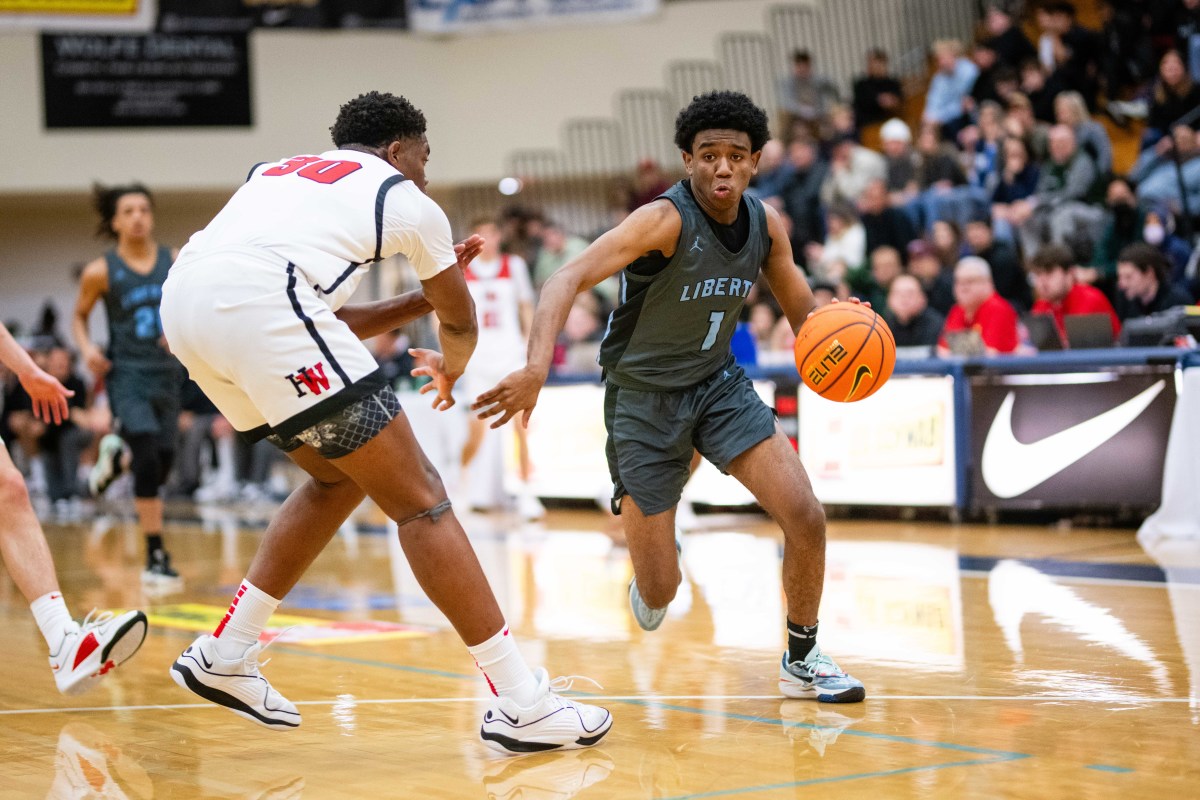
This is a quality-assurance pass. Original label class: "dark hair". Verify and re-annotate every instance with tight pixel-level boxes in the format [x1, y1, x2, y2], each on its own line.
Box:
[1029, 243, 1075, 272]
[674, 91, 770, 154]
[1118, 242, 1170, 281]
[92, 183, 153, 239]
[867, 48, 888, 61]
[792, 50, 811, 64]
[330, 91, 426, 149]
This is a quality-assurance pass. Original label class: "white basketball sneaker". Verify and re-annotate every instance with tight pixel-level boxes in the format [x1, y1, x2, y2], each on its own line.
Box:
[88, 433, 128, 497]
[170, 633, 300, 730]
[480, 669, 613, 755]
[50, 609, 148, 695]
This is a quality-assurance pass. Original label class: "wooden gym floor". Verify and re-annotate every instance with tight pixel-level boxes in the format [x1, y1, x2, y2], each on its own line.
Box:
[1, 504, 1197, 799]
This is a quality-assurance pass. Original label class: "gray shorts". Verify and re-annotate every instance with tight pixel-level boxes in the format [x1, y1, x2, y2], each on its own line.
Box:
[107, 363, 183, 449]
[604, 361, 776, 516]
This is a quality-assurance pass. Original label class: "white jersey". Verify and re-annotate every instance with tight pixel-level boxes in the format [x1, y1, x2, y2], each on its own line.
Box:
[174, 149, 456, 310]
[465, 254, 533, 362]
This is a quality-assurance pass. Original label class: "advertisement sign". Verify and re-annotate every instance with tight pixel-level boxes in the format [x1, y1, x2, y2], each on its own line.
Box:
[798, 375, 957, 507]
[41, 32, 251, 128]
[409, 0, 659, 36]
[970, 367, 1175, 510]
[1, 0, 154, 31]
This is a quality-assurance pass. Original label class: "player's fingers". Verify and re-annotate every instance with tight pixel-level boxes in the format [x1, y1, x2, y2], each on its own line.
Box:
[55, 397, 69, 424]
[476, 402, 504, 420]
[471, 388, 501, 409]
[521, 408, 533, 428]
[489, 408, 517, 429]
[418, 381, 436, 395]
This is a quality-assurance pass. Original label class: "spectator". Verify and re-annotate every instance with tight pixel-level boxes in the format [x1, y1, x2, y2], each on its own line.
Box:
[1019, 57, 1061, 123]
[748, 302, 780, 353]
[1142, 205, 1196, 291]
[748, 138, 795, 199]
[1039, 1, 1101, 110]
[532, 220, 589, 293]
[968, 40, 1004, 108]
[1114, 242, 1195, 322]
[807, 202, 866, 277]
[820, 133, 887, 207]
[1029, 243, 1121, 344]
[908, 239, 956, 315]
[780, 135, 828, 264]
[1055, 90, 1113, 175]
[807, 276, 842, 309]
[1019, 124, 1106, 258]
[938, 255, 1020, 355]
[857, 178, 917, 259]
[915, 124, 970, 230]
[985, 4, 1037, 70]
[965, 214, 1031, 312]
[1084, 176, 1144, 293]
[885, 273, 946, 348]
[1097, 0, 1154, 109]
[880, 118, 920, 208]
[931, 219, 967, 271]
[171, 377, 232, 501]
[991, 134, 1041, 243]
[855, 245, 904, 309]
[1145, 50, 1200, 151]
[852, 48, 903, 127]
[959, 100, 1006, 193]
[1132, 124, 1200, 211]
[778, 50, 841, 141]
[558, 290, 607, 374]
[626, 159, 672, 211]
[923, 39, 979, 140]
[1004, 92, 1051, 161]
[1174, 0, 1200, 81]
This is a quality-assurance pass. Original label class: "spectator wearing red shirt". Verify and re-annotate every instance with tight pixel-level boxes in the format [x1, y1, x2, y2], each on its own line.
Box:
[938, 256, 1019, 356]
[1028, 244, 1120, 343]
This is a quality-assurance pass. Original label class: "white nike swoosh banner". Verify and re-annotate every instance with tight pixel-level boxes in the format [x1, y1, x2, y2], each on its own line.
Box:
[981, 381, 1166, 499]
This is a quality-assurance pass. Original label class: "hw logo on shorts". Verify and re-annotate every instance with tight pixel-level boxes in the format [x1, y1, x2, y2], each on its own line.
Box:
[285, 363, 331, 398]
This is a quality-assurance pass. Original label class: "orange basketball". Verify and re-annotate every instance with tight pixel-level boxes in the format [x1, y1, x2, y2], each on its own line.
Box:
[794, 303, 896, 402]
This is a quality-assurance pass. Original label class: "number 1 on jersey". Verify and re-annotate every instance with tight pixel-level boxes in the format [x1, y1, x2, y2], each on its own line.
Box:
[701, 310, 725, 351]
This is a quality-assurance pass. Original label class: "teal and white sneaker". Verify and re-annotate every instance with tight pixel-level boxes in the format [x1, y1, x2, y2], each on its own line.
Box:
[628, 536, 683, 632]
[778, 646, 866, 703]
[88, 434, 127, 497]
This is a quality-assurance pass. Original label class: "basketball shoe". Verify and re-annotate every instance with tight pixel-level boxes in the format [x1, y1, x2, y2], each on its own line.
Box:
[142, 548, 183, 591]
[482, 748, 615, 799]
[628, 537, 683, 631]
[88, 433, 128, 497]
[480, 669, 613, 755]
[50, 609, 148, 695]
[170, 633, 300, 730]
[778, 647, 866, 703]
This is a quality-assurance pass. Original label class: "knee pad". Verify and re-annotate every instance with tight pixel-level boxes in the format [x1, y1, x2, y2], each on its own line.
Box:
[126, 435, 163, 498]
[293, 386, 401, 459]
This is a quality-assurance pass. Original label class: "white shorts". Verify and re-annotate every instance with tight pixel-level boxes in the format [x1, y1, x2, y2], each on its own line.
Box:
[161, 247, 384, 440]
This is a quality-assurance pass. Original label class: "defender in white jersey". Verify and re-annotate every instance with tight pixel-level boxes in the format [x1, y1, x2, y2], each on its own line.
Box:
[458, 218, 542, 516]
[160, 92, 611, 753]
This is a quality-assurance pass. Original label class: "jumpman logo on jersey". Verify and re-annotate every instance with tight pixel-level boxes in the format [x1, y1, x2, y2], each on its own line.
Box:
[689, 236, 703, 253]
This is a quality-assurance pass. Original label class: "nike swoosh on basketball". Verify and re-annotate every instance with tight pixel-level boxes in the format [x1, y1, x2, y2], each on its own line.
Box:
[981, 381, 1165, 499]
[845, 365, 872, 401]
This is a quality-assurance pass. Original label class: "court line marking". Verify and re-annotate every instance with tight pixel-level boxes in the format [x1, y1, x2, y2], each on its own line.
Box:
[1085, 764, 1134, 773]
[4, 693, 1190, 716]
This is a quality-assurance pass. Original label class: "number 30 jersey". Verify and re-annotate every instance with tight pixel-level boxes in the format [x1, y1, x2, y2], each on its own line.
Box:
[174, 149, 457, 311]
[599, 181, 768, 391]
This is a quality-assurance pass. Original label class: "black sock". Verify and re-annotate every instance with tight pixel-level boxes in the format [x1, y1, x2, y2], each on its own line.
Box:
[146, 533, 164, 563]
[787, 620, 818, 663]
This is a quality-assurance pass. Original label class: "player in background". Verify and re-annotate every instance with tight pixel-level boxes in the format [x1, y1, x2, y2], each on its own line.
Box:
[458, 217, 543, 519]
[160, 91, 612, 752]
[72, 183, 183, 587]
[475, 91, 865, 703]
[0, 322, 147, 694]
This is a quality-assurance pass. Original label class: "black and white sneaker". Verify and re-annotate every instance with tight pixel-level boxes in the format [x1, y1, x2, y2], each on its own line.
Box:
[170, 633, 300, 730]
[480, 669, 612, 755]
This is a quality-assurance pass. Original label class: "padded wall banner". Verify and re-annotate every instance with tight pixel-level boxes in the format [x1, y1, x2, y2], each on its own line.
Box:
[41, 32, 251, 128]
[409, 0, 659, 35]
[969, 367, 1175, 510]
[1, 0, 155, 30]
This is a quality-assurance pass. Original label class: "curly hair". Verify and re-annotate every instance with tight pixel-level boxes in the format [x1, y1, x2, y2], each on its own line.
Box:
[674, 91, 770, 154]
[92, 183, 153, 239]
[330, 91, 427, 149]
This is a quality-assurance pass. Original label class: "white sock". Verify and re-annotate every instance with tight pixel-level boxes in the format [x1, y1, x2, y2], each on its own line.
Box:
[31, 591, 75, 653]
[213, 580, 280, 660]
[467, 623, 540, 707]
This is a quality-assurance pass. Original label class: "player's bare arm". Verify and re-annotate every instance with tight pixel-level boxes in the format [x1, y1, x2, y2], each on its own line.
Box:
[760, 204, 816, 335]
[472, 200, 682, 429]
[333, 234, 484, 340]
[414, 262, 479, 410]
[0, 322, 73, 425]
[71, 257, 111, 378]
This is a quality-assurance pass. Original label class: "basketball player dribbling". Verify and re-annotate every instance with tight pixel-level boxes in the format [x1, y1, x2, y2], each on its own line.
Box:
[476, 91, 865, 702]
[159, 91, 611, 752]
[0, 322, 147, 695]
[72, 183, 184, 586]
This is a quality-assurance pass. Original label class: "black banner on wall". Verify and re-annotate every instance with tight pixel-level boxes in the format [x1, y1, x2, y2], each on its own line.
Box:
[41, 32, 251, 128]
[969, 367, 1175, 510]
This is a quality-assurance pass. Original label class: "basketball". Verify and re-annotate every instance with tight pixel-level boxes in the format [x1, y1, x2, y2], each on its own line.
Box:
[794, 303, 896, 402]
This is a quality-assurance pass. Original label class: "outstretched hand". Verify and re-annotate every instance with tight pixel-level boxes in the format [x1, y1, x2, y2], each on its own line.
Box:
[454, 234, 485, 271]
[19, 366, 73, 425]
[470, 365, 546, 429]
[409, 348, 459, 411]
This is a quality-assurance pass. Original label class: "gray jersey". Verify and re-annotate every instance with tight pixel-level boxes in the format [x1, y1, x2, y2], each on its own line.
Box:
[599, 181, 768, 391]
[102, 246, 175, 369]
